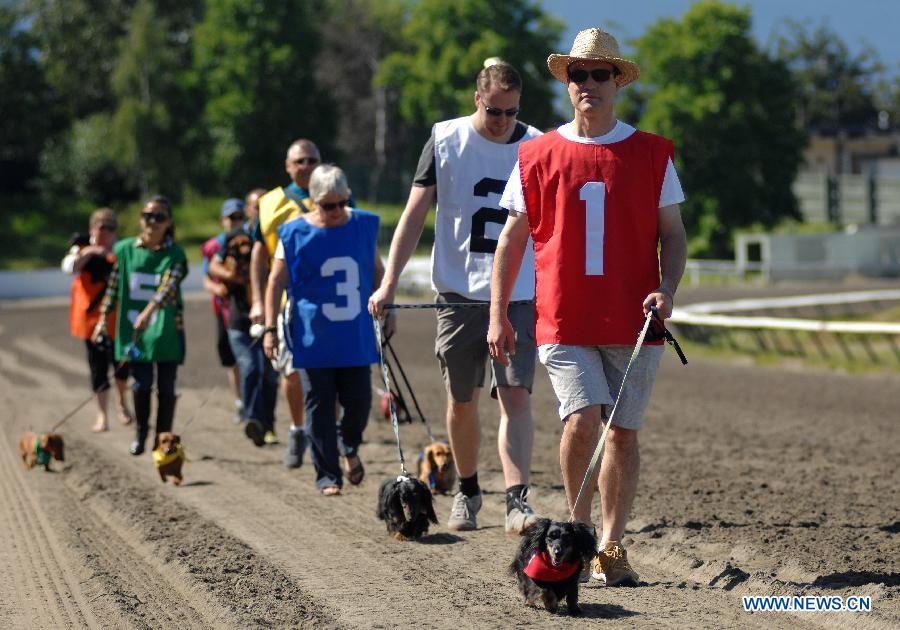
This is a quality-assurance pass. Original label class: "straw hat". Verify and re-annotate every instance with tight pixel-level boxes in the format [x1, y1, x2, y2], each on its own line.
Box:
[547, 27, 640, 87]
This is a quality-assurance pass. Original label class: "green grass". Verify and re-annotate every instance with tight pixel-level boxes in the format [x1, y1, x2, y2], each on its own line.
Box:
[0, 194, 435, 270]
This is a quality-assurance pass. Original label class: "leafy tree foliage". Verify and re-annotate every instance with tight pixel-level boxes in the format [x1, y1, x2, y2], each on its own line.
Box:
[623, 0, 806, 257]
[315, 0, 408, 201]
[0, 3, 59, 189]
[378, 0, 564, 142]
[193, 0, 337, 193]
[773, 19, 882, 131]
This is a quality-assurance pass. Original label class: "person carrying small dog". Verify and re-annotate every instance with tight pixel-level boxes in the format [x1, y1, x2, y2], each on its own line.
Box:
[208, 198, 279, 447]
[263, 165, 389, 496]
[489, 27, 687, 586]
[61, 207, 132, 433]
[93, 195, 188, 456]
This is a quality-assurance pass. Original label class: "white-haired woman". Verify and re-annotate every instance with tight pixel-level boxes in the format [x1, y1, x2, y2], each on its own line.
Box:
[263, 165, 391, 495]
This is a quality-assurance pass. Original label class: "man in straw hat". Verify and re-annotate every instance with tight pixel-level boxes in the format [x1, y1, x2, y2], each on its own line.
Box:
[369, 60, 543, 535]
[488, 27, 687, 585]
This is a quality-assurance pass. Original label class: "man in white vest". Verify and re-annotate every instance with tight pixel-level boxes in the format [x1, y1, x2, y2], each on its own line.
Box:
[369, 61, 542, 534]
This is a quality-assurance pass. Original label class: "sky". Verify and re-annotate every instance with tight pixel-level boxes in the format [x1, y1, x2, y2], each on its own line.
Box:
[541, 0, 900, 74]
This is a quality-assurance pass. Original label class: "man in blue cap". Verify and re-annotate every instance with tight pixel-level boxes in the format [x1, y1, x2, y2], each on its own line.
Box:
[201, 198, 249, 424]
[209, 198, 280, 447]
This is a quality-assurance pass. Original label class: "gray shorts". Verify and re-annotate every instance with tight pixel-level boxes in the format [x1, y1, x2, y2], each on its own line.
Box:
[434, 292, 536, 402]
[538, 344, 665, 429]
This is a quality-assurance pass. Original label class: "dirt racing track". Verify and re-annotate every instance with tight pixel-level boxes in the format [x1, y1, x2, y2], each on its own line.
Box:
[0, 286, 898, 629]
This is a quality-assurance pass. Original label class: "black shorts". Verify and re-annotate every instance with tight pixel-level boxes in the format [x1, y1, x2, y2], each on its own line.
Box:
[85, 339, 130, 393]
[216, 313, 236, 367]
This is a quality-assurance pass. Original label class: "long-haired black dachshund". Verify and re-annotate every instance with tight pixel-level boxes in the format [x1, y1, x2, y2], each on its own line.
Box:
[510, 518, 597, 615]
[376, 476, 438, 540]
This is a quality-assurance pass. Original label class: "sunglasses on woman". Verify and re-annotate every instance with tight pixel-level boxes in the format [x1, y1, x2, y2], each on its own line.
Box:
[483, 104, 519, 117]
[319, 199, 348, 211]
[141, 211, 170, 223]
[97, 223, 117, 232]
[568, 68, 615, 84]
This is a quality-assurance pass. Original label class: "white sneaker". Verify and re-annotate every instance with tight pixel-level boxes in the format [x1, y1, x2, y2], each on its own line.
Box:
[447, 492, 482, 531]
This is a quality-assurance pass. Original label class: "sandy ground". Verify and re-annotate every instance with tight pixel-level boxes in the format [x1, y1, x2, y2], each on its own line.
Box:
[0, 285, 897, 629]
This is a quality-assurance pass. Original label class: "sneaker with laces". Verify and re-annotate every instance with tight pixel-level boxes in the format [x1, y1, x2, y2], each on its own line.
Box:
[505, 486, 540, 535]
[264, 430, 280, 445]
[447, 492, 482, 531]
[591, 540, 640, 586]
[282, 427, 306, 468]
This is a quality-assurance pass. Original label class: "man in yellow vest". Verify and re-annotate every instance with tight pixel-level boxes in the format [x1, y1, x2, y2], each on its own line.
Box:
[250, 138, 320, 467]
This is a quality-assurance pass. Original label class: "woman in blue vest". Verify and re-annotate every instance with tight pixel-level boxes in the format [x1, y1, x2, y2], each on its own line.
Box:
[263, 165, 391, 495]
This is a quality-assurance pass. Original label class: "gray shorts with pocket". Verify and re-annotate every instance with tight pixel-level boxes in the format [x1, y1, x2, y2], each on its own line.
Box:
[538, 344, 664, 429]
[434, 292, 536, 402]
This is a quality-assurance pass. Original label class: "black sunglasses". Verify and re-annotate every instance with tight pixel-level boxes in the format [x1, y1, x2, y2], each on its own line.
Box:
[97, 223, 117, 232]
[568, 68, 615, 84]
[141, 211, 169, 223]
[483, 104, 519, 117]
[291, 157, 320, 165]
[319, 199, 348, 211]
[227, 213, 245, 221]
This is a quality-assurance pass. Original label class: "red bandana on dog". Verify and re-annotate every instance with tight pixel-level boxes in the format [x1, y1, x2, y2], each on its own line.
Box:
[523, 551, 579, 582]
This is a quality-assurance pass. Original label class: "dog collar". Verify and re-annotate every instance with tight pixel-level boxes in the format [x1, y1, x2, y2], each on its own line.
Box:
[153, 443, 184, 467]
[523, 551, 579, 582]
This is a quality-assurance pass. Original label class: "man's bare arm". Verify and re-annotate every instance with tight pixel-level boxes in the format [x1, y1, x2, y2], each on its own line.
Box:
[644, 203, 687, 319]
[487, 212, 530, 365]
[367, 185, 435, 316]
[249, 240, 270, 323]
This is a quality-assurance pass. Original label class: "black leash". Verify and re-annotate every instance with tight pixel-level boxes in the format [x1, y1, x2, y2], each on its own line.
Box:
[373, 318, 410, 477]
[383, 336, 436, 444]
[649, 306, 688, 365]
[384, 300, 532, 310]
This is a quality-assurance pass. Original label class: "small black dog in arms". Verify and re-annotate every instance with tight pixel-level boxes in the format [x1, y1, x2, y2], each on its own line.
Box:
[376, 475, 437, 541]
[510, 518, 597, 615]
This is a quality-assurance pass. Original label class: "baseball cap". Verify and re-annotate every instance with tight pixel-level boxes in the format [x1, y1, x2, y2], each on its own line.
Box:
[220, 198, 245, 218]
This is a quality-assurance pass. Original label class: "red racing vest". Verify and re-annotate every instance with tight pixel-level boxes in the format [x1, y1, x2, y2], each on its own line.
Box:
[518, 129, 672, 345]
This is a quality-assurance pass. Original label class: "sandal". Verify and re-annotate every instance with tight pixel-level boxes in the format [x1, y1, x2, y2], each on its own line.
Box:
[320, 486, 341, 496]
[92, 419, 109, 433]
[341, 455, 365, 486]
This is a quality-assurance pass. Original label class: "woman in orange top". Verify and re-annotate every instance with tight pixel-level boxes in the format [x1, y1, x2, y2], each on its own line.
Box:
[62, 208, 132, 432]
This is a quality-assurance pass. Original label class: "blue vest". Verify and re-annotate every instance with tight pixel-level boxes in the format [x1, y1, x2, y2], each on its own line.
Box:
[279, 210, 380, 369]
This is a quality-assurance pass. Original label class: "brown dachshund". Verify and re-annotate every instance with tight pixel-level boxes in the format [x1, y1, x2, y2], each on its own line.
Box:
[417, 442, 455, 495]
[152, 432, 185, 485]
[19, 432, 65, 471]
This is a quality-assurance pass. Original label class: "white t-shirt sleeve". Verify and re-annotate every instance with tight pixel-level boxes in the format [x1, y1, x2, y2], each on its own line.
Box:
[659, 158, 685, 207]
[274, 239, 285, 260]
[499, 161, 525, 214]
[60, 245, 79, 274]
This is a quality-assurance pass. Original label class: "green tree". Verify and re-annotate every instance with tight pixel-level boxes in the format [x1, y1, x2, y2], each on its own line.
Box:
[315, 0, 408, 201]
[193, 0, 337, 193]
[624, 0, 806, 257]
[378, 0, 563, 142]
[773, 19, 882, 131]
[0, 2, 59, 190]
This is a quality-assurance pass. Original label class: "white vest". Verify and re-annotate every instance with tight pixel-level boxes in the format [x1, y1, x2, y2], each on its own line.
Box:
[432, 117, 541, 301]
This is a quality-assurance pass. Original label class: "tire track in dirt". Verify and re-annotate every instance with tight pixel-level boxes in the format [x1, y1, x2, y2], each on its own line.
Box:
[0, 428, 100, 629]
[1, 297, 897, 628]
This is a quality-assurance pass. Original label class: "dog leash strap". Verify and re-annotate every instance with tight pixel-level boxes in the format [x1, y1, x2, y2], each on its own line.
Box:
[374, 318, 409, 476]
[569, 311, 653, 523]
[385, 337, 436, 443]
[384, 300, 532, 310]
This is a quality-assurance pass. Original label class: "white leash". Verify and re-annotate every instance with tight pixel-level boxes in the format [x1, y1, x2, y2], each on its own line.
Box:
[568, 310, 654, 522]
